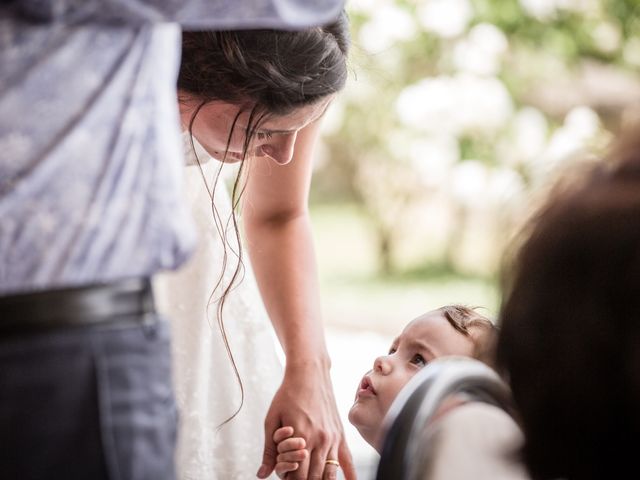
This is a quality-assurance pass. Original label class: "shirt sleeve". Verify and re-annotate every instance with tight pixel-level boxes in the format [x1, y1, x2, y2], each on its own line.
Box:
[10, 0, 345, 29]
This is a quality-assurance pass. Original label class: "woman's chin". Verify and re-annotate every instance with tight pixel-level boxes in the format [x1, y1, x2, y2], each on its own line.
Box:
[210, 150, 244, 163]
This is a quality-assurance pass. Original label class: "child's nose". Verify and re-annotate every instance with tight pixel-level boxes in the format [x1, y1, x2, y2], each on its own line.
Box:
[374, 355, 391, 374]
[257, 132, 297, 165]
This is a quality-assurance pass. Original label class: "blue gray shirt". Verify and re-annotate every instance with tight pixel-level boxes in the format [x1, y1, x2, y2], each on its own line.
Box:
[0, 0, 344, 294]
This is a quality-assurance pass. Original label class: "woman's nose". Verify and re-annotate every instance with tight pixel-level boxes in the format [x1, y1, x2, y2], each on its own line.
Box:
[373, 355, 392, 375]
[258, 132, 297, 165]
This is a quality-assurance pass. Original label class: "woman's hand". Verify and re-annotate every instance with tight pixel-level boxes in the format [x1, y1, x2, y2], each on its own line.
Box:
[257, 361, 356, 480]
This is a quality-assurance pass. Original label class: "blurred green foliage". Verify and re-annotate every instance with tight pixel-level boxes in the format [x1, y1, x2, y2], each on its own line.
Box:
[313, 0, 639, 285]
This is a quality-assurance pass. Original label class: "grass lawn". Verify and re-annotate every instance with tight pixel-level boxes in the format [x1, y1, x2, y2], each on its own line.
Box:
[310, 202, 500, 335]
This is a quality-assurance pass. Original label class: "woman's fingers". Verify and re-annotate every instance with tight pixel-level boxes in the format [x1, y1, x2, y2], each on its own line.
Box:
[287, 454, 310, 480]
[304, 437, 355, 480]
[275, 461, 299, 479]
[258, 410, 280, 479]
[322, 448, 340, 480]
[338, 437, 357, 480]
[307, 443, 332, 480]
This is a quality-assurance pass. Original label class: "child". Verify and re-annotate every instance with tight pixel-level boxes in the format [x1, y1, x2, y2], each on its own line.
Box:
[272, 305, 497, 478]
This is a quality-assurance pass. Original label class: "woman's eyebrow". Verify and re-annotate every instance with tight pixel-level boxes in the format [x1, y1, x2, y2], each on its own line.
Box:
[258, 128, 295, 134]
[255, 101, 333, 135]
[232, 122, 296, 135]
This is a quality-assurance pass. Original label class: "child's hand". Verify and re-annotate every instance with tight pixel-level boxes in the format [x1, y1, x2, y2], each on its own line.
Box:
[273, 426, 308, 479]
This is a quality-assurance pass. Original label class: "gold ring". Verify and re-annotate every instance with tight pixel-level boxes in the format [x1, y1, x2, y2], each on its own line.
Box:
[325, 459, 340, 468]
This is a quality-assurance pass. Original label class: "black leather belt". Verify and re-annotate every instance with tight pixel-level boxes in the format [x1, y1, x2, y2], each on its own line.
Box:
[0, 278, 156, 335]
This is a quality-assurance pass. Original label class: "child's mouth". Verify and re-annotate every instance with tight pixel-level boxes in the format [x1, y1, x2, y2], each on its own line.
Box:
[357, 375, 376, 397]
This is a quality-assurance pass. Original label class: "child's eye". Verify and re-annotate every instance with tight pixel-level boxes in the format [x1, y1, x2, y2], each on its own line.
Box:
[388, 346, 397, 355]
[256, 131, 274, 140]
[410, 354, 426, 367]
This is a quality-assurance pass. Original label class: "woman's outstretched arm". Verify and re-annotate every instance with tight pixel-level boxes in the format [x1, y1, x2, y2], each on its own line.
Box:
[243, 118, 355, 480]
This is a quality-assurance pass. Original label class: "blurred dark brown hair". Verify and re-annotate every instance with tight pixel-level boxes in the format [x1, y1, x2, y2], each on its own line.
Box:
[496, 125, 640, 479]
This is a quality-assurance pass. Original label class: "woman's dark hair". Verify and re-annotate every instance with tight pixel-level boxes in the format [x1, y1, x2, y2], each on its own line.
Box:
[179, 11, 350, 116]
[177, 13, 350, 426]
[496, 126, 640, 479]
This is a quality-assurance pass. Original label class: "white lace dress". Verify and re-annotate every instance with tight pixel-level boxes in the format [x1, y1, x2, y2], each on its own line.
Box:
[155, 140, 283, 480]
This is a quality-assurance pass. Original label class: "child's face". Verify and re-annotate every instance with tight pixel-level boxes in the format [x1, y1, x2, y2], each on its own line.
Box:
[347, 310, 477, 450]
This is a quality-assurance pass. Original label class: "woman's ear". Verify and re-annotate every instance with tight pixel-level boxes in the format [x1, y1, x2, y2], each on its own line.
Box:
[177, 93, 205, 133]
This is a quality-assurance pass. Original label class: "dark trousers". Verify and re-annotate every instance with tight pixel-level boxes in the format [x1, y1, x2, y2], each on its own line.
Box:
[0, 318, 177, 480]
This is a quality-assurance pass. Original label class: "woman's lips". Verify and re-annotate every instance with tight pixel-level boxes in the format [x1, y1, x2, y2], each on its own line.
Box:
[211, 150, 244, 161]
[227, 151, 244, 160]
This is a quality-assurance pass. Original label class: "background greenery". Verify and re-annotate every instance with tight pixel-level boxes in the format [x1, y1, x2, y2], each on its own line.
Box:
[311, 0, 640, 331]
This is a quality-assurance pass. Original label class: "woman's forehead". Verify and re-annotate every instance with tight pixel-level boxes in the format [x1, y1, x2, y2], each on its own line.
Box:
[262, 98, 333, 131]
[208, 97, 333, 132]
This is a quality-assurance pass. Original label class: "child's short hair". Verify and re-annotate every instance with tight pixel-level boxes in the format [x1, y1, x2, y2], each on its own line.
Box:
[438, 305, 498, 367]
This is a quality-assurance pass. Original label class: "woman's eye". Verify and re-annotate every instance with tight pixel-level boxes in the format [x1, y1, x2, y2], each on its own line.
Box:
[256, 131, 273, 140]
[411, 354, 426, 367]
